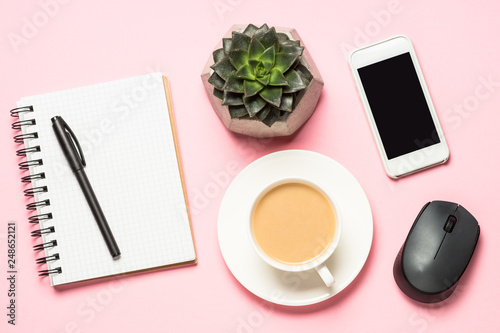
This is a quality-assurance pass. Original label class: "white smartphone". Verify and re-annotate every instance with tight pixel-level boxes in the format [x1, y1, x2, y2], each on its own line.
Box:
[349, 35, 449, 179]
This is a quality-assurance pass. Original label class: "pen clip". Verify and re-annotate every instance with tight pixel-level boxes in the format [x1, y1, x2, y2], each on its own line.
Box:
[60, 117, 86, 167]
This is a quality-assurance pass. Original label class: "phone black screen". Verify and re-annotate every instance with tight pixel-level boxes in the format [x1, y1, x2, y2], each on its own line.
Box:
[357, 52, 440, 160]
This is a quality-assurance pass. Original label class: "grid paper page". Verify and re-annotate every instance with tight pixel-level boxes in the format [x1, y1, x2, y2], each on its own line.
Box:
[18, 73, 196, 286]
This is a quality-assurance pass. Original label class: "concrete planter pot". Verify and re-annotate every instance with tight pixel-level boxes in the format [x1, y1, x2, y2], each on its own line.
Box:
[201, 24, 324, 138]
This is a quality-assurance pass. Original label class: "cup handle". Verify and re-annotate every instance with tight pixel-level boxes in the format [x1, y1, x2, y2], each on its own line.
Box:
[315, 263, 335, 287]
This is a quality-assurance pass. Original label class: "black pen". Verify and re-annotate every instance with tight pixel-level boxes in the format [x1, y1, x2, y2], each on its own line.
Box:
[51, 116, 121, 259]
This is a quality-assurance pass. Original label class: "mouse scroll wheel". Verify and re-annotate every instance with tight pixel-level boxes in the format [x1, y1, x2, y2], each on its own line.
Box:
[444, 215, 457, 233]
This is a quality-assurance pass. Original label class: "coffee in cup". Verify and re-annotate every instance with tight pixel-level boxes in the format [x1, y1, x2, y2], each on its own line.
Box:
[249, 178, 342, 287]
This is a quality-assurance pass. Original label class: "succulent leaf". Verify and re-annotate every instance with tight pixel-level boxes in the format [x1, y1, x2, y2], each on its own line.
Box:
[269, 68, 289, 86]
[224, 72, 245, 93]
[231, 32, 251, 51]
[262, 108, 281, 127]
[296, 70, 311, 87]
[222, 38, 232, 55]
[222, 91, 244, 106]
[256, 104, 271, 121]
[234, 64, 256, 80]
[256, 74, 270, 86]
[295, 62, 313, 82]
[243, 24, 259, 37]
[281, 40, 300, 47]
[229, 105, 249, 119]
[244, 80, 264, 97]
[279, 45, 304, 56]
[259, 46, 275, 66]
[253, 24, 269, 39]
[259, 86, 282, 107]
[278, 94, 294, 112]
[244, 94, 267, 116]
[211, 57, 235, 80]
[228, 49, 249, 70]
[274, 53, 299, 73]
[283, 70, 307, 93]
[276, 33, 289, 43]
[213, 48, 225, 63]
[213, 88, 223, 100]
[259, 27, 279, 52]
[208, 72, 226, 90]
[248, 38, 266, 60]
[262, 61, 273, 73]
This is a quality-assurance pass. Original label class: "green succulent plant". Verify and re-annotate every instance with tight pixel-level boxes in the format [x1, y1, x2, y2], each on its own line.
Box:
[208, 24, 313, 127]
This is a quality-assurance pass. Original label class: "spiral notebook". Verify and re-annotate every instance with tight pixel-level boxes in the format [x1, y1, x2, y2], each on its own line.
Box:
[11, 73, 197, 286]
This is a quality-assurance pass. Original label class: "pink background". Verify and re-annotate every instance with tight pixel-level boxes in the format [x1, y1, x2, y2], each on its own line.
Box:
[1, 1, 499, 332]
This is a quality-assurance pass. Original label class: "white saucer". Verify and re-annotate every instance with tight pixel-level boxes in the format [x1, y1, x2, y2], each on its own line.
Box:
[217, 150, 373, 306]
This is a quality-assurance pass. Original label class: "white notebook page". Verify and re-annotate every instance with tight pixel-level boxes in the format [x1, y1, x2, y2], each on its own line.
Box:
[18, 73, 196, 286]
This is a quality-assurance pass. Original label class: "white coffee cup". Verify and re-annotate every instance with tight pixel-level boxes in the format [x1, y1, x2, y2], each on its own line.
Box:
[248, 177, 342, 287]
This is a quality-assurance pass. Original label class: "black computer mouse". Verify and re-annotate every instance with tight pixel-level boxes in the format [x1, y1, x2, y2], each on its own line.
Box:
[393, 201, 480, 303]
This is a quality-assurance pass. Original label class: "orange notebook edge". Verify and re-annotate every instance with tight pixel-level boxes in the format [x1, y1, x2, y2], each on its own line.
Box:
[162, 76, 198, 265]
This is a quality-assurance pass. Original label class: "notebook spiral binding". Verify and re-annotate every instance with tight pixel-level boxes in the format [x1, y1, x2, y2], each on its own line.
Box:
[11, 106, 61, 277]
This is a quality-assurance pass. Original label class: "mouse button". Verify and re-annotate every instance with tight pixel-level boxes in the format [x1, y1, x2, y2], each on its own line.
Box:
[408, 202, 431, 232]
[444, 215, 457, 233]
[440, 207, 479, 259]
[431, 229, 478, 290]
[412, 202, 449, 238]
[403, 223, 443, 256]
[403, 202, 448, 259]
[401, 227, 444, 288]
[432, 208, 480, 289]
[430, 237, 464, 290]
[428, 200, 459, 218]
[454, 205, 479, 231]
